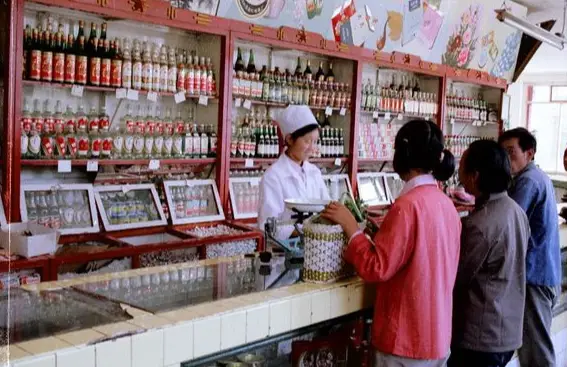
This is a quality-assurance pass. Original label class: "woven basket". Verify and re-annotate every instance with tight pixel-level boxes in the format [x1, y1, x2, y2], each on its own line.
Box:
[302, 220, 354, 284]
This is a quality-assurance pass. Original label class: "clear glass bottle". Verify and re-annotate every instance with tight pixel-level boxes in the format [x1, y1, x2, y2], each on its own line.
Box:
[192, 123, 201, 158]
[144, 105, 155, 158]
[131, 39, 142, 90]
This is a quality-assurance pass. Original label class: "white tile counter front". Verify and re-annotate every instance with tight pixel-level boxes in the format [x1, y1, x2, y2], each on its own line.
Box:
[0, 256, 375, 367]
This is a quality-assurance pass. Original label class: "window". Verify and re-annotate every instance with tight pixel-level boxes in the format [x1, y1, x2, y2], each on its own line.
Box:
[526, 85, 567, 173]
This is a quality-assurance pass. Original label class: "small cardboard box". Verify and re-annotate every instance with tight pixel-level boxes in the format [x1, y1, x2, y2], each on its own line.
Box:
[0, 223, 59, 258]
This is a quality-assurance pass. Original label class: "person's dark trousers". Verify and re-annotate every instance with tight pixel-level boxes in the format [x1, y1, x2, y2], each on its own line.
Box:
[518, 284, 558, 367]
[447, 348, 514, 367]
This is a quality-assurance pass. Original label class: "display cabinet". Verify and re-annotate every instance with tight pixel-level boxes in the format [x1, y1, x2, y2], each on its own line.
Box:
[356, 172, 390, 207]
[164, 179, 224, 225]
[228, 176, 260, 220]
[322, 174, 353, 201]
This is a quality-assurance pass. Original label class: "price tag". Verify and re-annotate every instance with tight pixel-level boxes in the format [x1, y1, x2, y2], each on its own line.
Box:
[243, 99, 252, 110]
[372, 111, 379, 119]
[71, 85, 84, 97]
[174, 92, 186, 104]
[148, 159, 160, 170]
[397, 114, 403, 120]
[185, 179, 194, 187]
[87, 160, 99, 172]
[334, 158, 342, 167]
[147, 91, 158, 102]
[122, 185, 130, 193]
[426, 116, 431, 121]
[325, 106, 333, 116]
[115, 88, 127, 99]
[127, 89, 139, 101]
[199, 95, 209, 106]
[57, 160, 72, 173]
[244, 158, 254, 168]
[250, 179, 259, 187]
[235, 98, 242, 107]
[384, 112, 391, 119]
[450, 118, 455, 125]
[339, 107, 347, 116]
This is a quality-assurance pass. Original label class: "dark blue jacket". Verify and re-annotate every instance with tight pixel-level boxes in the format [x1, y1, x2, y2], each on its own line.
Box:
[509, 162, 562, 286]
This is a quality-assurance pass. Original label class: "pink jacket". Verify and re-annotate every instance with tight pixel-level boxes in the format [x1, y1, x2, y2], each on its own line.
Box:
[346, 184, 461, 360]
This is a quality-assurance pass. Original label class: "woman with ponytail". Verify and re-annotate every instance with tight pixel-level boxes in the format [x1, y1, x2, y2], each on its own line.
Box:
[322, 120, 461, 367]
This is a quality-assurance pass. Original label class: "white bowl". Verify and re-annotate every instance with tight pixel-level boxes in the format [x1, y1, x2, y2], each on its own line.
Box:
[284, 198, 331, 213]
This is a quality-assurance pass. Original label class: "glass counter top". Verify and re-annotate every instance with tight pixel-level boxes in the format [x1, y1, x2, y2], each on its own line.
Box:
[74, 255, 301, 314]
[0, 288, 132, 345]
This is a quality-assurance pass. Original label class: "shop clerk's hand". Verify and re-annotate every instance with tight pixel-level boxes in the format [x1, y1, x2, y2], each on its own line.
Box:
[321, 202, 360, 240]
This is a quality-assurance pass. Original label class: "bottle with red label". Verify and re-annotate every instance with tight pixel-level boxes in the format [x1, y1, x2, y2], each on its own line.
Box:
[206, 58, 215, 96]
[193, 54, 201, 96]
[121, 38, 132, 89]
[65, 121, 78, 159]
[29, 27, 42, 81]
[23, 25, 32, 80]
[41, 25, 54, 82]
[88, 106, 100, 133]
[185, 55, 194, 96]
[99, 106, 110, 132]
[31, 99, 44, 140]
[200, 56, 208, 96]
[143, 105, 155, 158]
[176, 50, 186, 93]
[100, 119, 112, 159]
[153, 107, 164, 158]
[64, 34, 76, 84]
[159, 45, 169, 93]
[21, 99, 32, 158]
[131, 40, 142, 90]
[53, 25, 66, 83]
[167, 47, 177, 93]
[101, 39, 111, 87]
[110, 39, 123, 88]
[151, 43, 161, 92]
[121, 104, 135, 158]
[89, 37, 101, 86]
[142, 42, 153, 91]
[53, 101, 66, 158]
[41, 100, 55, 159]
[89, 126, 101, 159]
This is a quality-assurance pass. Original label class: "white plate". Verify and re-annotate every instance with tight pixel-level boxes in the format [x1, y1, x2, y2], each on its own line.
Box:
[284, 198, 331, 213]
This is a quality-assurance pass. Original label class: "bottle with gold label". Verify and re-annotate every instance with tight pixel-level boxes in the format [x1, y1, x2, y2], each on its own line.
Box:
[131, 40, 142, 90]
[121, 38, 132, 89]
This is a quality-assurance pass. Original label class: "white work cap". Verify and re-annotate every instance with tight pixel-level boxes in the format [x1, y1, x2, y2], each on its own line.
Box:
[276, 105, 319, 137]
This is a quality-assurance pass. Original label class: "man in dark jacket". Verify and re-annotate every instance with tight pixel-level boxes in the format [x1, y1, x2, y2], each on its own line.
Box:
[499, 128, 562, 367]
[449, 140, 530, 367]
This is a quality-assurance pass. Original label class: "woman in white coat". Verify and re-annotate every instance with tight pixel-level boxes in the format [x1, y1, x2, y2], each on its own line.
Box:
[258, 105, 330, 240]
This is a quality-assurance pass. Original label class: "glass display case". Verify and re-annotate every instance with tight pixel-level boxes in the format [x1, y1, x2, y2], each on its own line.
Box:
[356, 173, 389, 206]
[94, 184, 167, 231]
[229, 177, 260, 220]
[164, 179, 224, 225]
[384, 173, 404, 203]
[0, 287, 132, 345]
[20, 183, 99, 235]
[322, 174, 353, 201]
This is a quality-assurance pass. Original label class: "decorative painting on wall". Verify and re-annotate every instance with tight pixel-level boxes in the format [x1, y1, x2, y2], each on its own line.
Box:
[442, 4, 482, 68]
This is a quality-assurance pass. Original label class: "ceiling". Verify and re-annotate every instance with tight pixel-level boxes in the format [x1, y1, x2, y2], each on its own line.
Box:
[513, 0, 565, 12]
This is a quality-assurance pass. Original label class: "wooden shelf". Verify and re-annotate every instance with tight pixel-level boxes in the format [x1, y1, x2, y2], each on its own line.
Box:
[230, 157, 346, 165]
[360, 111, 436, 120]
[21, 158, 216, 167]
[445, 117, 498, 125]
[22, 80, 219, 102]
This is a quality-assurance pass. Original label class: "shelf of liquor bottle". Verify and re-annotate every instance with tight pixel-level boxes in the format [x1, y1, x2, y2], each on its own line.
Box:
[20, 158, 216, 167]
[234, 98, 349, 112]
[230, 157, 277, 165]
[22, 80, 218, 102]
[360, 110, 436, 120]
[445, 117, 498, 126]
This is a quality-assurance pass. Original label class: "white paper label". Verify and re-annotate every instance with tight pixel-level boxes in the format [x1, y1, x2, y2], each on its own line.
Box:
[385, 112, 391, 119]
[87, 160, 99, 172]
[185, 180, 194, 187]
[334, 158, 342, 167]
[149, 159, 160, 170]
[244, 158, 254, 168]
[325, 106, 333, 116]
[174, 92, 186, 104]
[57, 160, 72, 173]
[250, 180, 259, 187]
[397, 114, 403, 120]
[235, 98, 242, 107]
[340, 107, 347, 116]
[71, 85, 84, 97]
[199, 95, 209, 106]
[115, 88, 127, 99]
[147, 91, 158, 102]
[450, 118, 455, 125]
[243, 99, 252, 110]
[122, 185, 130, 193]
[127, 89, 139, 101]
[372, 111, 379, 119]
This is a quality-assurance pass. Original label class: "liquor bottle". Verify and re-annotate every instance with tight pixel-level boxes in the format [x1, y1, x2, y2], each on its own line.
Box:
[76, 106, 90, 159]
[199, 124, 208, 158]
[168, 47, 177, 93]
[186, 55, 194, 95]
[176, 50, 186, 93]
[88, 105, 100, 132]
[183, 120, 193, 158]
[131, 40, 142, 90]
[261, 66, 270, 101]
[89, 122, 101, 159]
[246, 49, 256, 75]
[100, 110, 112, 159]
[153, 107, 164, 158]
[20, 99, 32, 158]
[208, 125, 217, 157]
[110, 39, 123, 88]
[89, 37, 101, 86]
[193, 54, 202, 96]
[53, 25, 65, 83]
[294, 57, 302, 77]
[111, 124, 123, 159]
[23, 25, 31, 79]
[65, 110, 78, 159]
[53, 101, 65, 158]
[316, 62, 325, 81]
[41, 25, 53, 82]
[172, 111, 184, 157]
[100, 22, 107, 41]
[121, 38, 132, 89]
[29, 27, 41, 81]
[326, 62, 335, 82]
[235, 47, 245, 74]
[159, 45, 169, 93]
[163, 121, 174, 158]
[200, 56, 208, 95]
[151, 43, 161, 92]
[304, 60, 313, 81]
[122, 104, 135, 158]
[133, 105, 145, 158]
[192, 123, 201, 158]
[76, 103, 88, 133]
[144, 106, 155, 158]
[142, 42, 153, 91]
[64, 34, 76, 84]
[101, 39, 111, 87]
[207, 58, 214, 96]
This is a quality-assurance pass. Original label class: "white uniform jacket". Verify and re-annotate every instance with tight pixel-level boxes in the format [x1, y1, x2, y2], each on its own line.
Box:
[258, 154, 330, 240]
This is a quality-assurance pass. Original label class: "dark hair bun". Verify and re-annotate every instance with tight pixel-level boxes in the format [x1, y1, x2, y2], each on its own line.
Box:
[432, 149, 456, 181]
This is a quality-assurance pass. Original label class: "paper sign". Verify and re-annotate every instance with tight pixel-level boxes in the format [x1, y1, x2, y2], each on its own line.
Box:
[243, 99, 252, 110]
[147, 91, 158, 102]
[115, 88, 127, 99]
[199, 95, 209, 106]
[385, 112, 391, 119]
[325, 106, 333, 116]
[334, 158, 342, 167]
[402, 0, 423, 46]
[340, 107, 347, 116]
[149, 159, 160, 170]
[418, 3, 444, 50]
[244, 158, 254, 168]
[175, 92, 186, 104]
[185, 180, 194, 187]
[71, 85, 84, 97]
[127, 89, 139, 101]
[372, 111, 379, 119]
[450, 118, 455, 125]
[87, 160, 99, 172]
[57, 160, 72, 173]
[122, 185, 130, 193]
[398, 114, 403, 120]
[235, 98, 242, 107]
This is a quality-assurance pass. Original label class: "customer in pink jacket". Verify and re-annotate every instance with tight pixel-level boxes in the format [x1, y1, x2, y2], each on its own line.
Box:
[322, 120, 462, 367]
